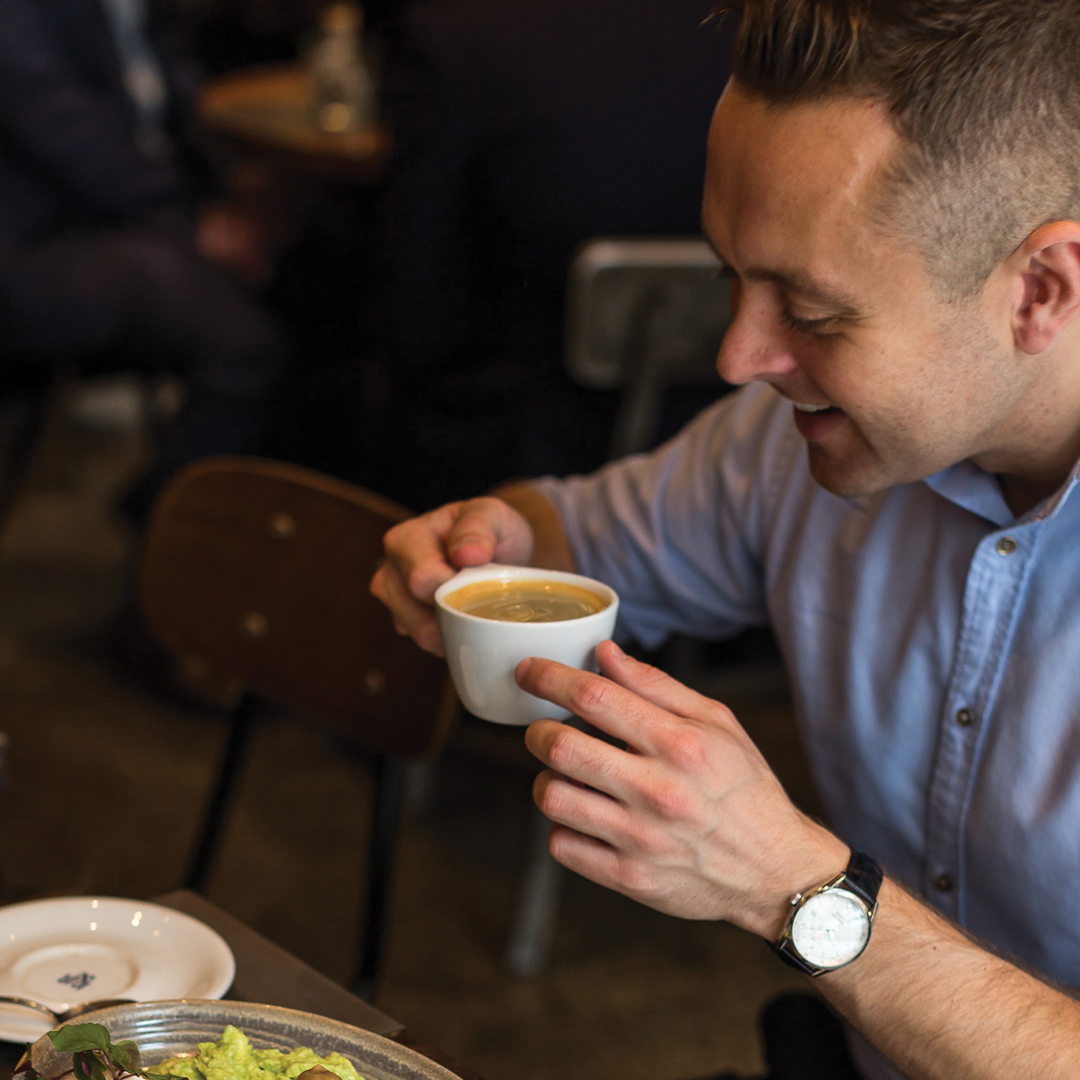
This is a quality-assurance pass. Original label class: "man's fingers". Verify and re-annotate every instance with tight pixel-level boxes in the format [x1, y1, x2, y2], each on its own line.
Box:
[372, 495, 535, 655]
[381, 503, 465, 602]
[370, 561, 445, 656]
[595, 640, 740, 733]
[518, 643, 743, 747]
[532, 765, 634, 848]
[525, 717, 651, 805]
[520, 654, 762, 804]
[547, 824, 623, 883]
[544, 824, 662, 904]
[446, 497, 534, 567]
[517, 656, 671, 752]
[446, 505, 500, 565]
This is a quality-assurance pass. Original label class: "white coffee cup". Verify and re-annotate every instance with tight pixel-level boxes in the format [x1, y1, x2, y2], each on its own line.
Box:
[434, 564, 619, 725]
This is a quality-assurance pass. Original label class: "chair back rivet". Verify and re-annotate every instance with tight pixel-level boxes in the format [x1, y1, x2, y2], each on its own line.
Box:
[241, 610, 269, 639]
[269, 511, 297, 539]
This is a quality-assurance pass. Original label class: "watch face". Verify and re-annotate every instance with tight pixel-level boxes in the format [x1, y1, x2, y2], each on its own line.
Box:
[790, 889, 870, 969]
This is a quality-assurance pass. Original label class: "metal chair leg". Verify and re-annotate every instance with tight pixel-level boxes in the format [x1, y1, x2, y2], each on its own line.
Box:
[0, 376, 55, 537]
[608, 291, 666, 459]
[184, 693, 260, 892]
[504, 802, 564, 978]
[352, 753, 404, 1001]
[504, 715, 618, 977]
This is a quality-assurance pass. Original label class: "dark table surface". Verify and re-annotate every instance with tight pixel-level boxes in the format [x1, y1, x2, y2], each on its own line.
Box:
[155, 890, 402, 1036]
[0, 891, 480, 1080]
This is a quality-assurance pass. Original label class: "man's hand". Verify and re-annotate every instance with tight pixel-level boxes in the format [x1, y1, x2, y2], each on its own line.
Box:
[522, 642, 1080, 1079]
[519, 640, 848, 937]
[370, 497, 535, 656]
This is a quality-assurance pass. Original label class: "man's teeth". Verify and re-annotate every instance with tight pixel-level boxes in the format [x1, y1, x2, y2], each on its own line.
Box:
[793, 402, 834, 413]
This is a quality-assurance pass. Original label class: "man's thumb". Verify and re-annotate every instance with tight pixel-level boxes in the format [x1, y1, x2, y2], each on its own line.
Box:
[447, 509, 500, 565]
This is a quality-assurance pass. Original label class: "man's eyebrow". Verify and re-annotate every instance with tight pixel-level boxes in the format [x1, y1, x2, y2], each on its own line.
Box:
[743, 267, 862, 317]
[702, 237, 863, 317]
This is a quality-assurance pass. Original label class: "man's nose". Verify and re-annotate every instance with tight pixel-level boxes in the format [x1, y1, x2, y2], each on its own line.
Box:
[715, 285, 798, 385]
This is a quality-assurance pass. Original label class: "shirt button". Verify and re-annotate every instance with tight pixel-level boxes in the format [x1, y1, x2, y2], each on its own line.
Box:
[935, 874, 954, 893]
[955, 708, 975, 727]
[995, 536, 1017, 556]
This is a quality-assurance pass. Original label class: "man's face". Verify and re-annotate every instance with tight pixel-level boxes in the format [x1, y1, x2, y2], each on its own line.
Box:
[703, 84, 1027, 498]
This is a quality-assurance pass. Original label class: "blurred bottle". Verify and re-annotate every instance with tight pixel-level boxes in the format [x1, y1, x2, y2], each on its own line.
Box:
[306, 3, 376, 133]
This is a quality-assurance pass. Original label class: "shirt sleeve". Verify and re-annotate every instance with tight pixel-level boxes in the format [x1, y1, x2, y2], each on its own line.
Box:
[533, 383, 800, 650]
[0, 0, 185, 223]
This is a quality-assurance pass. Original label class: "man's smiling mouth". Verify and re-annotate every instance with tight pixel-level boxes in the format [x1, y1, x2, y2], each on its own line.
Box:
[790, 399, 846, 441]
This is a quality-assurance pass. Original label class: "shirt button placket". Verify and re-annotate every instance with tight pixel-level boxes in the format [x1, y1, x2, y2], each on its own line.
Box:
[925, 528, 1028, 920]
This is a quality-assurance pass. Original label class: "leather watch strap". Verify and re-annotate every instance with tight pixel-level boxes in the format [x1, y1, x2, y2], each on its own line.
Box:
[842, 849, 883, 910]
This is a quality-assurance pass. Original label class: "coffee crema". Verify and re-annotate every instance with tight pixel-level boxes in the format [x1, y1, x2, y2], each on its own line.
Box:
[443, 578, 609, 623]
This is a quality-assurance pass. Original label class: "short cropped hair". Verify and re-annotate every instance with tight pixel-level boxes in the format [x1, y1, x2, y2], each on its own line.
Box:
[714, 0, 1080, 299]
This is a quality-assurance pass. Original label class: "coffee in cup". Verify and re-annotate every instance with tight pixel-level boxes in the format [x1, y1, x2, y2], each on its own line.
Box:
[434, 564, 619, 725]
[442, 578, 610, 623]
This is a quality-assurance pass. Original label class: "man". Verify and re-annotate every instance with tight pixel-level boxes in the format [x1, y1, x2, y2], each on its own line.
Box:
[0, 0, 285, 519]
[373, 1, 1080, 1077]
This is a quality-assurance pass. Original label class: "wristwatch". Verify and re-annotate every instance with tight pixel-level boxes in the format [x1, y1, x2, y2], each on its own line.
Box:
[773, 849, 883, 976]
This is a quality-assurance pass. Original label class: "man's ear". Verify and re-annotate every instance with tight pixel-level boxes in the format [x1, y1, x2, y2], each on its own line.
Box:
[1011, 221, 1080, 355]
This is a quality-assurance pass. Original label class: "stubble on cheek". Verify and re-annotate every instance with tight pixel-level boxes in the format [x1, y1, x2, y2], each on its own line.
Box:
[797, 337, 943, 498]
[805, 309, 1013, 498]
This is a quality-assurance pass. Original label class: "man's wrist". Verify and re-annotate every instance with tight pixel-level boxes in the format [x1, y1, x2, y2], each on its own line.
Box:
[491, 482, 575, 572]
[751, 825, 851, 940]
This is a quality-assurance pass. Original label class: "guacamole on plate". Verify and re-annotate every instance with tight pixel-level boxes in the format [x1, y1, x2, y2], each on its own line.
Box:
[155, 1025, 365, 1080]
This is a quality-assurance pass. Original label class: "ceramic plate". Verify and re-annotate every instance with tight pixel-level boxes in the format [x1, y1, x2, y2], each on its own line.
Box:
[31, 1000, 459, 1080]
[0, 897, 235, 1043]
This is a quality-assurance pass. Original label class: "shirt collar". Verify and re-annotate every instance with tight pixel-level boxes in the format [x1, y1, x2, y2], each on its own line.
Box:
[922, 455, 1080, 528]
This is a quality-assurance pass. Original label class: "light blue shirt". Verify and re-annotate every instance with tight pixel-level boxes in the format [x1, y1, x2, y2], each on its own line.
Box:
[536, 381, 1080, 1080]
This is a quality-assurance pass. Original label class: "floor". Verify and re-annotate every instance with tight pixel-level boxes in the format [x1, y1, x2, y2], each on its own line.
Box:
[0, 379, 822, 1080]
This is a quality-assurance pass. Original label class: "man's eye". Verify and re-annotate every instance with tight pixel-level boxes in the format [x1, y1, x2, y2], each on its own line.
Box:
[780, 309, 837, 336]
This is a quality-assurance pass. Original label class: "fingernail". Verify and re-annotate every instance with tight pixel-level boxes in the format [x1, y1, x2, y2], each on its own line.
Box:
[516, 657, 534, 679]
[608, 641, 625, 658]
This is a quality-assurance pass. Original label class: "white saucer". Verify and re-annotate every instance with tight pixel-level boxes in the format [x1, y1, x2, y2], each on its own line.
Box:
[0, 897, 235, 1043]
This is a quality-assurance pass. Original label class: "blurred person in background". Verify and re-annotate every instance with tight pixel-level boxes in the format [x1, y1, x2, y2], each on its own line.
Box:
[340, 0, 734, 510]
[0, 0, 288, 522]
[162, 0, 400, 73]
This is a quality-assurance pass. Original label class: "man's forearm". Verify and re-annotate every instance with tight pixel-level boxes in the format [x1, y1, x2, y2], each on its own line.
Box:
[820, 879, 1080, 1080]
[492, 482, 576, 573]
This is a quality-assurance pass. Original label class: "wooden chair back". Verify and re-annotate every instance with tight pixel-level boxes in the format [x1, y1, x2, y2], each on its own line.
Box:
[139, 456, 455, 759]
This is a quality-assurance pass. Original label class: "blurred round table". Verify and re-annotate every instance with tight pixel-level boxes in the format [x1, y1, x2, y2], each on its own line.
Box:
[197, 63, 391, 182]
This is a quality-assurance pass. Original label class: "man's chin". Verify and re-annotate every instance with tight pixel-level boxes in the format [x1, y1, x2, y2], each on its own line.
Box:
[805, 446, 897, 499]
